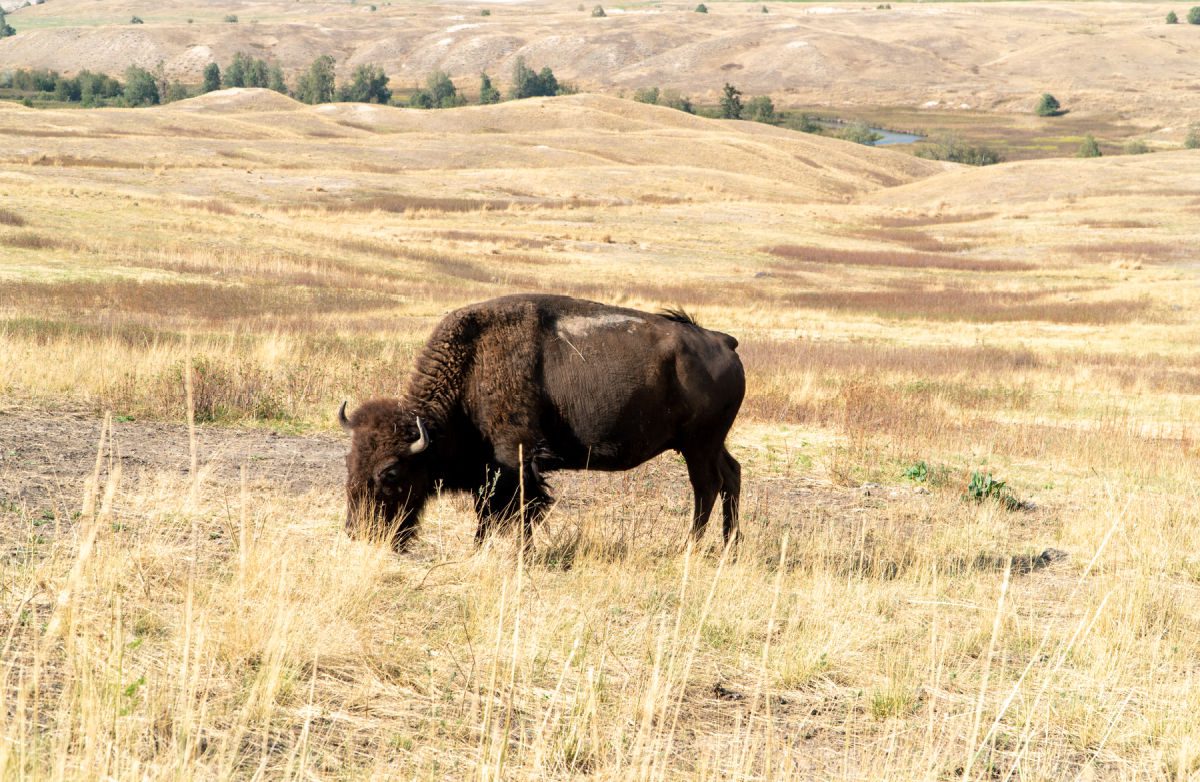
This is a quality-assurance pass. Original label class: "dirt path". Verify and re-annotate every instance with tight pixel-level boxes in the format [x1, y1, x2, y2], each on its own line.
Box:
[0, 405, 346, 518]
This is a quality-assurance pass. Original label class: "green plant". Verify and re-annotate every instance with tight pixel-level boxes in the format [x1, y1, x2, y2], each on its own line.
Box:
[839, 121, 883, 145]
[130, 15, 144, 24]
[591, 4, 606, 16]
[123, 65, 160, 107]
[902, 461, 929, 482]
[202, 62, 221, 93]
[1124, 139, 1151, 155]
[510, 57, 559, 100]
[479, 72, 500, 104]
[1185, 125, 1200, 149]
[338, 63, 391, 103]
[719, 82, 742, 119]
[915, 134, 1003, 165]
[1167, 10, 1179, 22]
[480, 8, 490, 15]
[695, 3, 708, 11]
[223, 14, 238, 22]
[1034, 93, 1061, 117]
[296, 55, 336, 104]
[1077, 133, 1102, 158]
[963, 471, 1025, 510]
[1188, 6, 1200, 23]
[0, 10, 15, 37]
[633, 86, 660, 105]
[744, 95, 776, 124]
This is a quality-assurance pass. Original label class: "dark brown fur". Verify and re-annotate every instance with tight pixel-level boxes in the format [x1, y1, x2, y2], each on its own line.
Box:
[342, 293, 745, 550]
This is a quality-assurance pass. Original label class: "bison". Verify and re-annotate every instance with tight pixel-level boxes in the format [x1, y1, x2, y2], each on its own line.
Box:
[339, 293, 744, 550]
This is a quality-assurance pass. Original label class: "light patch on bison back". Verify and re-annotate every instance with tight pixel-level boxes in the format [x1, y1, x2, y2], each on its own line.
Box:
[555, 313, 644, 339]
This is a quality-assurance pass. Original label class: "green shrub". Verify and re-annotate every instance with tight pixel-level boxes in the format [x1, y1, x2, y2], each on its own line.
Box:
[129, 15, 144, 24]
[744, 94, 775, 124]
[915, 134, 1003, 165]
[480, 8, 490, 15]
[1124, 139, 1151, 155]
[591, 4, 605, 16]
[659, 88, 693, 113]
[0, 10, 15, 37]
[1185, 125, 1200, 149]
[839, 121, 882, 145]
[695, 3, 707, 11]
[1167, 10, 1179, 22]
[633, 86, 660, 104]
[1188, 6, 1200, 23]
[267, 64, 287, 94]
[1077, 134, 1101, 158]
[223, 14, 238, 23]
[1034, 93, 1061, 116]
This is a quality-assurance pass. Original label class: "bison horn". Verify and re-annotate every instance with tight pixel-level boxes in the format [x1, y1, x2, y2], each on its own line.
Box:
[337, 401, 352, 431]
[409, 416, 430, 455]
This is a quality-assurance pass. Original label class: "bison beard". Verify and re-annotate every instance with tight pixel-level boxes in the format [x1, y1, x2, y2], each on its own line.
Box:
[341, 293, 745, 551]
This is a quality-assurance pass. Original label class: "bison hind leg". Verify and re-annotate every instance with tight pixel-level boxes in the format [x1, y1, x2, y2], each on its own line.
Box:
[718, 448, 741, 545]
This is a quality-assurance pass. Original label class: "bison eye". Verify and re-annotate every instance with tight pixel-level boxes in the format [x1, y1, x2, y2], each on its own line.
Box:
[376, 462, 403, 485]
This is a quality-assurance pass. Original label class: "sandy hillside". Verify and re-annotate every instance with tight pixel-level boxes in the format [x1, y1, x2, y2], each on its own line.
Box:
[0, 90, 949, 204]
[2, 0, 1198, 128]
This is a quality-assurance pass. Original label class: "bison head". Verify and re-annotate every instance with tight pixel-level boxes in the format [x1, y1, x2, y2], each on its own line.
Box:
[340, 399, 433, 550]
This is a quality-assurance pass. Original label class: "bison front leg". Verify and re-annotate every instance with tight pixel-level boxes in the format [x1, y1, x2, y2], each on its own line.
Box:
[472, 465, 551, 547]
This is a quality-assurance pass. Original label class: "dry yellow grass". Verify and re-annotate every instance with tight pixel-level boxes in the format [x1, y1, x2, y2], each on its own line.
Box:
[2, 94, 1200, 780]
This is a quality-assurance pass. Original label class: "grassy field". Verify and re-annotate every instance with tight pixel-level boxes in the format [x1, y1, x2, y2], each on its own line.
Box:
[2, 92, 1200, 780]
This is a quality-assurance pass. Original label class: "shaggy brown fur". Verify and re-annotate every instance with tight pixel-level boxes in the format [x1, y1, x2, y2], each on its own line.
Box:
[342, 293, 745, 550]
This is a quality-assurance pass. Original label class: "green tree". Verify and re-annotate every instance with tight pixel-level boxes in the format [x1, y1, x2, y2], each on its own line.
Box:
[338, 64, 391, 103]
[53, 75, 81, 102]
[1167, 10, 1179, 22]
[0, 10, 16, 37]
[591, 4, 606, 16]
[1034, 93, 1061, 117]
[1189, 6, 1200, 23]
[123, 66, 160, 107]
[695, 3, 708, 11]
[267, 64, 287, 94]
[744, 94, 775, 123]
[510, 58, 559, 99]
[296, 55, 336, 104]
[1077, 134, 1101, 158]
[224, 53, 247, 88]
[202, 63, 221, 93]
[479, 72, 501, 104]
[719, 82, 742, 119]
[245, 58, 269, 88]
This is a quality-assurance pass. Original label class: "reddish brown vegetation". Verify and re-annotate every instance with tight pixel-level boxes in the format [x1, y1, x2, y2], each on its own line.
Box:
[766, 245, 1032, 273]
